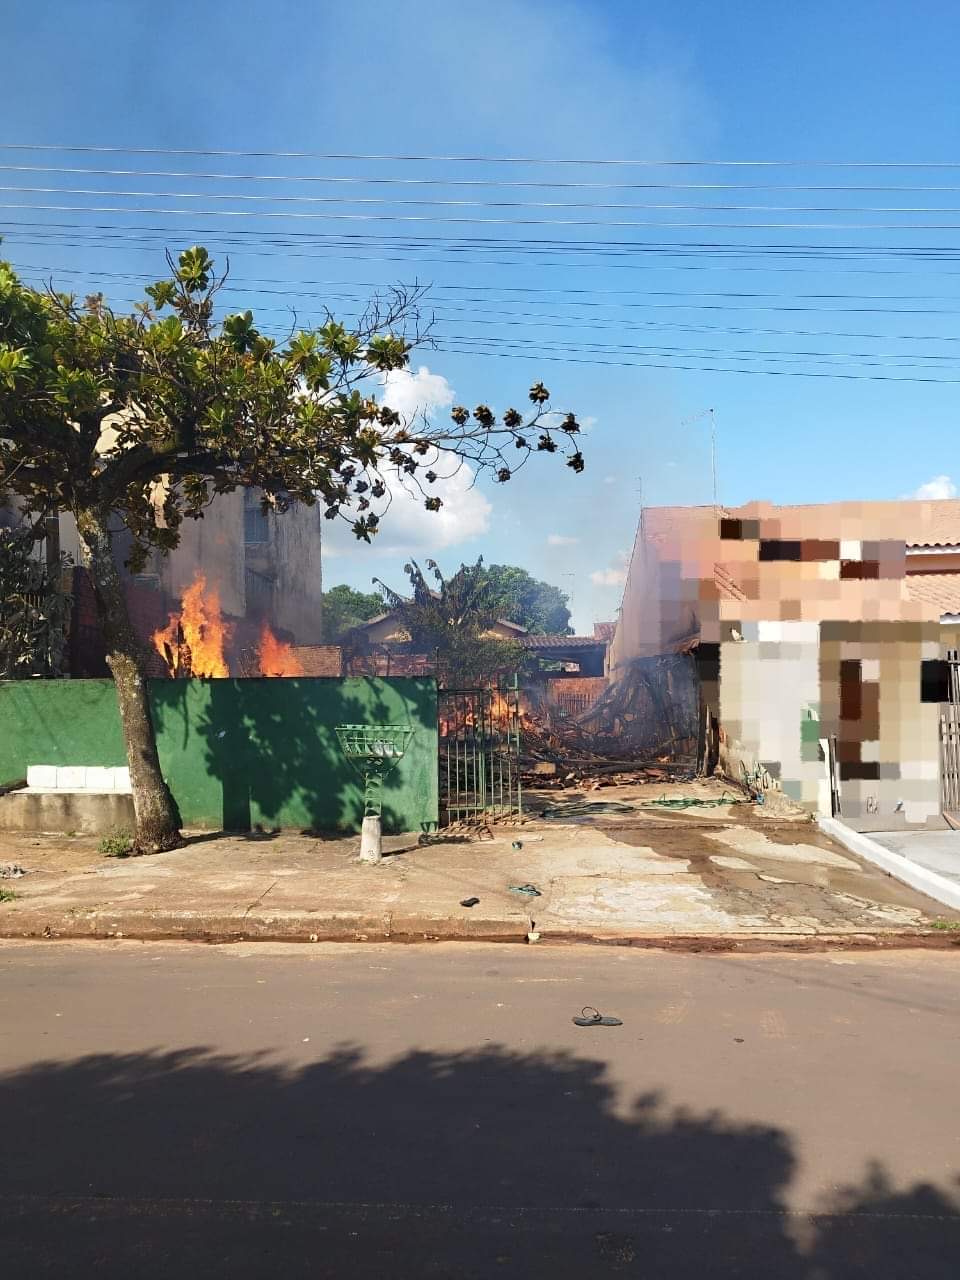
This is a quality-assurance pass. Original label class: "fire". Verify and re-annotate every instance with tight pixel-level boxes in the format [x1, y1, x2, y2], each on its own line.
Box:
[439, 687, 526, 738]
[258, 623, 304, 677]
[152, 573, 231, 678]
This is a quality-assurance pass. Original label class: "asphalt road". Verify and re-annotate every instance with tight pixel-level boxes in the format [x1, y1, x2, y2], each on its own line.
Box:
[1, 939, 959, 1278]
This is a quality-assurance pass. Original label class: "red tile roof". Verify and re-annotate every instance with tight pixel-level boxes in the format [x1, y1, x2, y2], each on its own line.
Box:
[289, 645, 343, 676]
[520, 634, 607, 650]
[905, 575, 960, 616]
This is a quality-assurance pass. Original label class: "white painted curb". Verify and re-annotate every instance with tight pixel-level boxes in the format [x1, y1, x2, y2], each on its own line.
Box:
[818, 816, 960, 912]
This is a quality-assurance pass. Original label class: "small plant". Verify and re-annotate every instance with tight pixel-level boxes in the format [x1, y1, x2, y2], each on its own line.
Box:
[99, 831, 134, 858]
[0, 888, 15, 904]
[65, 830, 77, 838]
[931, 919, 960, 932]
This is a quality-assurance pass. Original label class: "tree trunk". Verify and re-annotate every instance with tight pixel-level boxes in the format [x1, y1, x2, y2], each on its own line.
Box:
[76, 508, 182, 853]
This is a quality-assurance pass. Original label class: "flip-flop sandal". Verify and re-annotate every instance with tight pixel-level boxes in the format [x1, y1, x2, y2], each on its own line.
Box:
[573, 1006, 623, 1027]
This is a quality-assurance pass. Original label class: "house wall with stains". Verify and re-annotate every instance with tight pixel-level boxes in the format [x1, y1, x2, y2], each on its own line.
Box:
[59, 487, 324, 649]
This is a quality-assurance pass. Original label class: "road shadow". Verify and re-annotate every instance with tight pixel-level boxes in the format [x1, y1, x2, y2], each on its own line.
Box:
[1, 1044, 957, 1277]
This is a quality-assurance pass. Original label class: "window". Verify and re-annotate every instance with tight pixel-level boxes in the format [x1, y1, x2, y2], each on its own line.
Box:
[244, 503, 270, 545]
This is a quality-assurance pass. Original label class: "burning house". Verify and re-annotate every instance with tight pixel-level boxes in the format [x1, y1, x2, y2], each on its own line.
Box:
[59, 486, 328, 678]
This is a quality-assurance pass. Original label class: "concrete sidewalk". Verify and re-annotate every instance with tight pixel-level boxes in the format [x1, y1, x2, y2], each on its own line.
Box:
[1, 779, 958, 947]
[869, 829, 960, 888]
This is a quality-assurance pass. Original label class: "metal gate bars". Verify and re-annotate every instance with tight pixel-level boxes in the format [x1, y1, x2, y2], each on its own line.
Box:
[941, 649, 960, 817]
[438, 678, 522, 824]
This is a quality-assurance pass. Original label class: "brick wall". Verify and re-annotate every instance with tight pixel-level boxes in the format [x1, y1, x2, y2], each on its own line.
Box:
[70, 568, 169, 677]
[545, 675, 607, 718]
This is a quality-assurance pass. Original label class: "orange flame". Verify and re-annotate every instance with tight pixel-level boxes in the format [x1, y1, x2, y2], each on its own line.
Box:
[152, 573, 231, 677]
[258, 623, 304, 677]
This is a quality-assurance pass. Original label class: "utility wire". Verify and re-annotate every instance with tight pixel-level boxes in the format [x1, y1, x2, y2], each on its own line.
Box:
[3, 143, 960, 168]
[9, 163, 960, 193]
[10, 200, 960, 230]
[18, 268, 960, 371]
[10, 183, 960, 216]
[8, 220, 960, 259]
[18, 261, 960, 303]
[19, 259, 960, 343]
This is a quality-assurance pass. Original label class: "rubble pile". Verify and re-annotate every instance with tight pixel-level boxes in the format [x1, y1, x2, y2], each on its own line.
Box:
[519, 653, 701, 791]
[520, 709, 696, 792]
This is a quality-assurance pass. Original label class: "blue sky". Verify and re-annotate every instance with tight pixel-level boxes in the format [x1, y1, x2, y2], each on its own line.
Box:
[2, 0, 959, 630]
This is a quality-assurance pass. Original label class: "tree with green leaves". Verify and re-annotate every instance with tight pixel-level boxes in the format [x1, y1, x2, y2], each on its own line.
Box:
[322, 583, 386, 643]
[375, 558, 523, 686]
[0, 523, 71, 678]
[482, 563, 571, 634]
[0, 246, 585, 851]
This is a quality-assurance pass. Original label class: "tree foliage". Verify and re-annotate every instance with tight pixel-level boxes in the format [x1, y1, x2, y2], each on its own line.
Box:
[0, 524, 71, 678]
[375, 559, 523, 686]
[482, 563, 572, 634]
[322, 583, 386, 643]
[0, 245, 585, 565]
[0, 244, 586, 850]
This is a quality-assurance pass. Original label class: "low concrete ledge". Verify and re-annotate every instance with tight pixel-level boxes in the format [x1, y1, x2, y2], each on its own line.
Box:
[0, 789, 135, 835]
[818, 816, 960, 912]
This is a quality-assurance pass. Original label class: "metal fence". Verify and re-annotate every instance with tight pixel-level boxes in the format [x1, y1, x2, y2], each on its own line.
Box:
[941, 649, 960, 816]
[438, 678, 521, 824]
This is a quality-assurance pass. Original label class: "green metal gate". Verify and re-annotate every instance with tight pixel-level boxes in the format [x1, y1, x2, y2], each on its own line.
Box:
[439, 678, 522, 824]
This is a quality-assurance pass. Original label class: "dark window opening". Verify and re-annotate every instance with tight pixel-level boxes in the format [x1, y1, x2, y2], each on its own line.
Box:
[922, 659, 950, 703]
[839, 659, 863, 721]
[759, 539, 802, 561]
[244, 504, 270, 546]
[839, 560, 880, 580]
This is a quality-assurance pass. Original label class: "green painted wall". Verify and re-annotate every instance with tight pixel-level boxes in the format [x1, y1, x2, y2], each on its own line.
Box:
[0, 677, 439, 833]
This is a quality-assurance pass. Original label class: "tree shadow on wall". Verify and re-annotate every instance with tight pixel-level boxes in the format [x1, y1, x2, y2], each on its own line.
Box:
[1, 1044, 958, 1278]
[152, 676, 436, 836]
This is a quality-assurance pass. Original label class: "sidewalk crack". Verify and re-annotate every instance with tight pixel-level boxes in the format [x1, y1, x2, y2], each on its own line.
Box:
[244, 879, 279, 918]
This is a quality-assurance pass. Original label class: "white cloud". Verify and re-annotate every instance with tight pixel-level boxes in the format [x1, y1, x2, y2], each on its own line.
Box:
[590, 549, 630, 587]
[547, 533, 580, 547]
[603, 475, 617, 485]
[904, 474, 957, 500]
[590, 567, 627, 587]
[591, 568, 627, 586]
[323, 365, 491, 556]
[381, 364, 455, 422]
[324, 462, 492, 557]
[378, 465, 491, 551]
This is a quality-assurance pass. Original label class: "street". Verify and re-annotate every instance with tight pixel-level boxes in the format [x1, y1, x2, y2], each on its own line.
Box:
[1, 940, 959, 1277]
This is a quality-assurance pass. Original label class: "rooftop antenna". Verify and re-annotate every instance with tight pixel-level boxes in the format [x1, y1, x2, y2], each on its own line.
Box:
[678, 407, 717, 512]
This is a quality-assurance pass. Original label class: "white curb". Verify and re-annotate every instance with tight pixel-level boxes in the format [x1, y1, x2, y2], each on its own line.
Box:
[818, 816, 960, 912]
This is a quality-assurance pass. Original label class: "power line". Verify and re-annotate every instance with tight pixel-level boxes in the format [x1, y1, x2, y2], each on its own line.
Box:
[3, 142, 960, 168]
[12, 226, 960, 277]
[18, 261, 960, 303]
[19, 267, 960, 373]
[18, 265, 960, 381]
[9, 163, 960, 194]
[8, 220, 960, 260]
[10, 183, 960, 217]
[429, 343, 960, 382]
[19, 260, 960, 344]
[9, 200, 960, 231]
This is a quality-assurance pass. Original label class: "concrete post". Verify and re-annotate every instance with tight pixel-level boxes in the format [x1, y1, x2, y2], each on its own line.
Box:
[358, 813, 382, 864]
